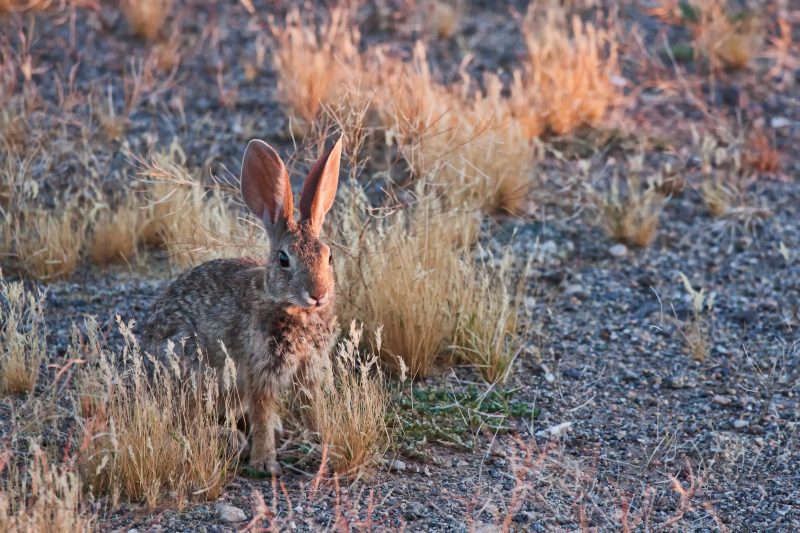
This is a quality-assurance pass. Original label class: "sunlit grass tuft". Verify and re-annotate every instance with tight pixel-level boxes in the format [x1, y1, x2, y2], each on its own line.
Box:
[304, 322, 390, 476]
[77, 317, 239, 510]
[0, 273, 45, 396]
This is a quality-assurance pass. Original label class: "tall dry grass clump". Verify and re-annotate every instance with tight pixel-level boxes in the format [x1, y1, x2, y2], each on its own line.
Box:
[679, 0, 762, 71]
[2, 136, 85, 280]
[88, 197, 144, 266]
[270, 6, 362, 133]
[516, 4, 622, 136]
[0, 446, 97, 532]
[677, 272, 713, 361]
[76, 317, 239, 509]
[372, 44, 535, 213]
[0, 273, 45, 395]
[121, 0, 173, 41]
[334, 186, 528, 380]
[304, 322, 390, 476]
[15, 207, 86, 280]
[453, 250, 529, 384]
[334, 189, 478, 377]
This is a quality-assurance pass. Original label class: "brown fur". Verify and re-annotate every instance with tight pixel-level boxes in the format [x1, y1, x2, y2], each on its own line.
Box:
[142, 138, 342, 475]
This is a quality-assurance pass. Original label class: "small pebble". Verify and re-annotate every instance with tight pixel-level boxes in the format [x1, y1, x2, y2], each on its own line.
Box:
[536, 421, 572, 438]
[609, 243, 628, 257]
[713, 395, 733, 406]
[217, 504, 247, 523]
[733, 419, 749, 429]
[770, 116, 791, 128]
[387, 459, 407, 472]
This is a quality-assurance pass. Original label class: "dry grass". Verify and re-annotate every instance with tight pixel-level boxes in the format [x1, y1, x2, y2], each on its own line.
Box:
[516, 4, 622, 137]
[334, 188, 479, 377]
[304, 322, 390, 476]
[700, 175, 736, 217]
[744, 128, 781, 175]
[0, 0, 51, 14]
[136, 149, 264, 268]
[270, 6, 362, 133]
[0, 445, 97, 532]
[335, 185, 528, 381]
[688, 1, 762, 71]
[77, 317, 239, 510]
[0, 273, 45, 395]
[677, 272, 713, 361]
[372, 44, 535, 213]
[88, 197, 144, 266]
[121, 0, 173, 41]
[592, 170, 667, 248]
[452, 250, 529, 384]
[16, 206, 86, 280]
[424, 0, 461, 39]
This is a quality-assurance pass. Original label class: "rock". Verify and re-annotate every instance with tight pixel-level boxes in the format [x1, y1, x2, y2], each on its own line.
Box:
[563, 284, 588, 298]
[770, 116, 791, 128]
[712, 395, 733, 406]
[404, 501, 426, 520]
[387, 459, 407, 472]
[536, 421, 572, 438]
[609, 243, 628, 258]
[217, 504, 247, 523]
[733, 419, 749, 429]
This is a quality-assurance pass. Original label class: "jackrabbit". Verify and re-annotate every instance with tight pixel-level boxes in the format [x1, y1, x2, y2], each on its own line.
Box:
[143, 138, 342, 475]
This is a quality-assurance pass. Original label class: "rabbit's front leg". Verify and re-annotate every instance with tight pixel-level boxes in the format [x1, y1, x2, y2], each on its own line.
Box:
[248, 393, 282, 475]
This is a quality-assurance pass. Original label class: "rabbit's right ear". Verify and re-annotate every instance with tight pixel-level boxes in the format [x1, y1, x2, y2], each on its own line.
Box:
[241, 140, 294, 234]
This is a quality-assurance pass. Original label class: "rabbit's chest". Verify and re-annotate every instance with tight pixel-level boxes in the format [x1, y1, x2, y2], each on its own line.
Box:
[248, 312, 335, 392]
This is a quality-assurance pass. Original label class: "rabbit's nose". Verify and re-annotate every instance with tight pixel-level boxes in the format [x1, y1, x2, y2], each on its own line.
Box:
[310, 290, 329, 306]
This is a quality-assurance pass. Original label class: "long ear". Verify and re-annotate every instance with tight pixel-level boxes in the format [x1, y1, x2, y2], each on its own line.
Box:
[241, 140, 294, 235]
[298, 137, 342, 235]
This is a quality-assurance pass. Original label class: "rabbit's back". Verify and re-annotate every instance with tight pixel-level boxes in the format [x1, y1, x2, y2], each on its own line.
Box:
[142, 257, 265, 367]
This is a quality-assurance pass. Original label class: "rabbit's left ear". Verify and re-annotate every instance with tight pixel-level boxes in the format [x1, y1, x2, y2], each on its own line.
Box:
[299, 137, 342, 236]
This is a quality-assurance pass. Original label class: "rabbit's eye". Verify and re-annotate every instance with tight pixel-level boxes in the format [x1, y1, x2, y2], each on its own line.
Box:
[328, 251, 333, 265]
[278, 250, 290, 268]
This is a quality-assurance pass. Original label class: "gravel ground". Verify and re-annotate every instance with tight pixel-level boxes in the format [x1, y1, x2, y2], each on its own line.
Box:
[3, 0, 800, 531]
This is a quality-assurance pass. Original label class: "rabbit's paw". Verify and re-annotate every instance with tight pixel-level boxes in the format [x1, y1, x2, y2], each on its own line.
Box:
[249, 458, 282, 477]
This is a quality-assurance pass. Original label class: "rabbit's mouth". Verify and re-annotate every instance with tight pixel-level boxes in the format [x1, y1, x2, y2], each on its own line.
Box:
[299, 289, 331, 309]
[283, 292, 332, 314]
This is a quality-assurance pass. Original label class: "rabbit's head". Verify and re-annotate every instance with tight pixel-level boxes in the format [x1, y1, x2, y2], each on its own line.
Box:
[241, 137, 342, 311]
